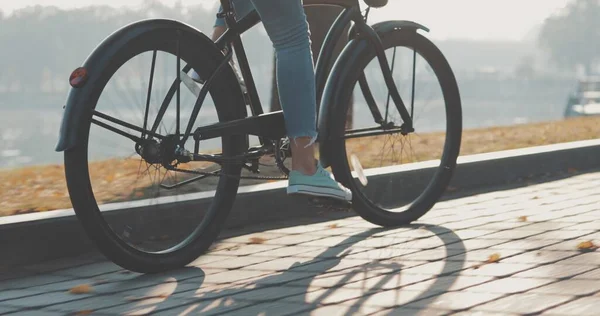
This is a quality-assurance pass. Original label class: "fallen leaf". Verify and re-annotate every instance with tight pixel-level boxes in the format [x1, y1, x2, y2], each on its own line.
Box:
[531, 196, 539, 200]
[518, 216, 528, 222]
[471, 264, 482, 270]
[69, 284, 93, 294]
[328, 224, 339, 229]
[486, 253, 501, 263]
[248, 237, 266, 244]
[577, 241, 597, 250]
[75, 310, 93, 315]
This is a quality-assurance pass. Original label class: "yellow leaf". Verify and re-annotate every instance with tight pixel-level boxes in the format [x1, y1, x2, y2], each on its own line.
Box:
[248, 237, 266, 244]
[328, 224, 339, 229]
[69, 284, 93, 294]
[518, 216, 528, 222]
[486, 253, 501, 263]
[75, 310, 94, 315]
[577, 241, 597, 250]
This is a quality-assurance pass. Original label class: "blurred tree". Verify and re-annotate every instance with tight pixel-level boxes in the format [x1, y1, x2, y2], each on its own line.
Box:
[538, 0, 600, 75]
[0, 2, 214, 96]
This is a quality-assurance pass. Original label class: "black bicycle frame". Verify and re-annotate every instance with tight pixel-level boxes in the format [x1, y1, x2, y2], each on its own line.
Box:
[164, 0, 413, 151]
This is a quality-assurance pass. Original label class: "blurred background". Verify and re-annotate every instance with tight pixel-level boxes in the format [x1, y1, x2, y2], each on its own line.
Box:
[0, 0, 597, 169]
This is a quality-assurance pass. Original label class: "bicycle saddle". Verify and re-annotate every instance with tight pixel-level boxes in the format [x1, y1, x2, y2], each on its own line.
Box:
[364, 0, 388, 8]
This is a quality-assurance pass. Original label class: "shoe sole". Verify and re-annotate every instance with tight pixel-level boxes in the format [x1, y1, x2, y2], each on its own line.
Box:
[287, 185, 352, 202]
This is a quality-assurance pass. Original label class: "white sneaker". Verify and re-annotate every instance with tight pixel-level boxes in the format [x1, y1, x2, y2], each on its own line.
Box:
[287, 162, 353, 202]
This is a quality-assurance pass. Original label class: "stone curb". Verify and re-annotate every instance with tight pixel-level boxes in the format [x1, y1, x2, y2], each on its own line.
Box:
[2, 139, 599, 267]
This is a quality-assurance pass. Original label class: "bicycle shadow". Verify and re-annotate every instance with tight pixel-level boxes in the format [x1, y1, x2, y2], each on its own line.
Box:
[106, 224, 465, 315]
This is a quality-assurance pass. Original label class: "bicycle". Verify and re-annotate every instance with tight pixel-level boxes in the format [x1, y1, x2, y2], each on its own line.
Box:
[56, 0, 462, 273]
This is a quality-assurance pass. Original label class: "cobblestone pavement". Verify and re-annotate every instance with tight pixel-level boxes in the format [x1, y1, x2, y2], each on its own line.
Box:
[2, 171, 600, 315]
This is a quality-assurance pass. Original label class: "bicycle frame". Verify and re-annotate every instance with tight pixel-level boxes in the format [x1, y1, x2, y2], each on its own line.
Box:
[190, 0, 413, 148]
[55, 0, 415, 165]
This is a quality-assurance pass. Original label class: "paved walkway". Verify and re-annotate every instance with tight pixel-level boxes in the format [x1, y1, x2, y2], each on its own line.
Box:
[2, 172, 600, 315]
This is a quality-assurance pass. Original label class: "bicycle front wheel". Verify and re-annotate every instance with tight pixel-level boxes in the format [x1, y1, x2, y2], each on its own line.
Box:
[327, 29, 462, 226]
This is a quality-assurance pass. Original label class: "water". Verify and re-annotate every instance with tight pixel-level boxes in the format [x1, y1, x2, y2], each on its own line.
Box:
[0, 108, 64, 169]
[0, 78, 574, 169]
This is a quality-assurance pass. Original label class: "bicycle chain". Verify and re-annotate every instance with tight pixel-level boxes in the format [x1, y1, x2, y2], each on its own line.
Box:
[170, 165, 289, 181]
[168, 138, 292, 181]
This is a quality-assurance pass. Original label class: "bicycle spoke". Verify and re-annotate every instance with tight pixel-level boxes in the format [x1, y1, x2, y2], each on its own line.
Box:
[143, 50, 158, 138]
[406, 135, 418, 163]
[149, 64, 192, 135]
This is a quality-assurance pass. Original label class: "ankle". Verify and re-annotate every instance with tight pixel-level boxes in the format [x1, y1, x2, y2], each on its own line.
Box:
[294, 166, 316, 176]
[292, 160, 317, 176]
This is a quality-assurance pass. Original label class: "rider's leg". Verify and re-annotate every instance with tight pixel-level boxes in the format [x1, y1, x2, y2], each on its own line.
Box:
[251, 0, 351, 201]
[211, 26, 227, 42]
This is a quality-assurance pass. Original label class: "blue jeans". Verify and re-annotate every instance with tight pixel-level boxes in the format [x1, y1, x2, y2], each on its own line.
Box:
[215, 0, 317, 141]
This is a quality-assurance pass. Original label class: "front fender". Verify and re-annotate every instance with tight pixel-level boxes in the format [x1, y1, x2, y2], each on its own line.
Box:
[348, 20, 429, 41]
[55, 19, 224, 152]
[318, 20, 428, 168]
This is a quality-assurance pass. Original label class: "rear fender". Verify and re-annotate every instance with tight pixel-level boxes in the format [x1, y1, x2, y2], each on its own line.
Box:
[55, 19, 233, 152]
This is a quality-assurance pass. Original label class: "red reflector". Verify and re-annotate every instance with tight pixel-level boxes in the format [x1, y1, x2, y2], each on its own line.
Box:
[69, 67, 88, 88]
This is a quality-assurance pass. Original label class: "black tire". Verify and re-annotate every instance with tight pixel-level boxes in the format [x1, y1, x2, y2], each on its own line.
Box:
[63, 21, 247, 273]
[328, 29, 462, 227]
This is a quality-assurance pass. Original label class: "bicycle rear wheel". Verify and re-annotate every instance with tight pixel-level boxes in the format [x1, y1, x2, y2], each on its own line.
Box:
[327, 29, 462, 226]
[63, 20, 247, 273]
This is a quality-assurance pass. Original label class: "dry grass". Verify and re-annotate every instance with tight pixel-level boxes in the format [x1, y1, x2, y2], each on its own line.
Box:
[1, 116, 599, 217]
[348, 116, 600, 168]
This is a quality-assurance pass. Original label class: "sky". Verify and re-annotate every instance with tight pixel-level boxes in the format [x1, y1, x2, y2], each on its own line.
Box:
[1, 0, 573, 41]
